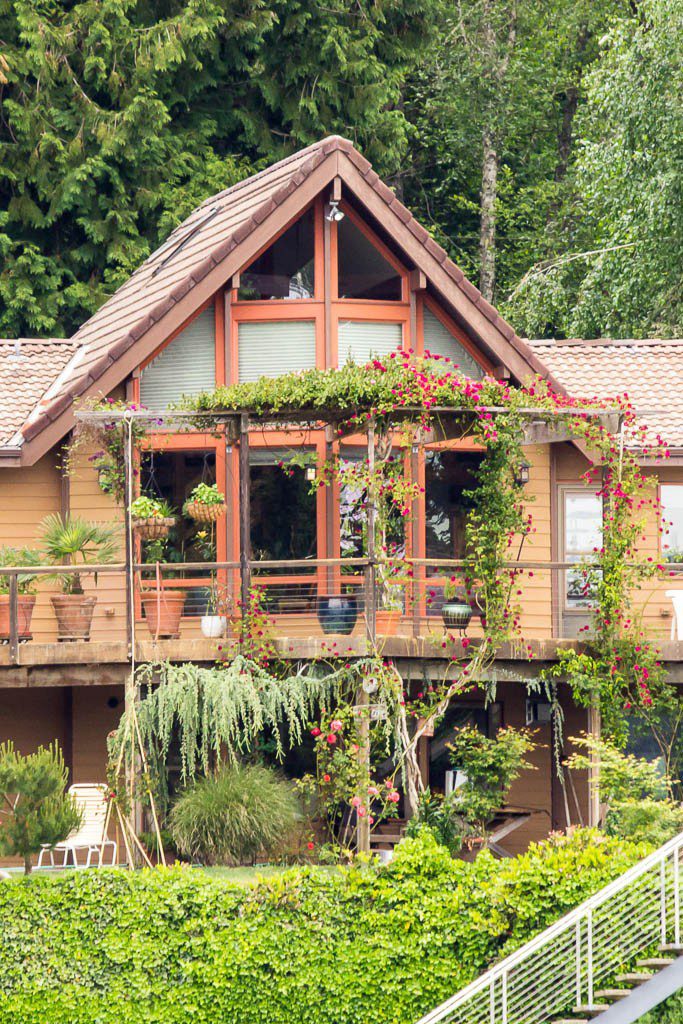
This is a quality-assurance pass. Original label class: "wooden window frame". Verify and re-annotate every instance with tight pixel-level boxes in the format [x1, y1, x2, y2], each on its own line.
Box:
[558, 484, 602, 616]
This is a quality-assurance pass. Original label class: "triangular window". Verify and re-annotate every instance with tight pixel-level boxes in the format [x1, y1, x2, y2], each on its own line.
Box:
[423, 307, 484, 379]
[239, 209, 315, 300]
[337, 217, 402, 300]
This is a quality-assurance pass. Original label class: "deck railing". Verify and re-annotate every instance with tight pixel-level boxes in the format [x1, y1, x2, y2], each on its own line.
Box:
[416, 830, 683, 1024]
[1, 557, 682, 663]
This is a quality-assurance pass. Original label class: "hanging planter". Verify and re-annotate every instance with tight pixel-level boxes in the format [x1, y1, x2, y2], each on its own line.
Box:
[130, 497, 176, 540]
[183, 483, 226, 524]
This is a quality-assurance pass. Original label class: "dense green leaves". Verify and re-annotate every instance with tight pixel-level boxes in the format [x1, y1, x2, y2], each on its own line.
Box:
[0, 829, 648, 1022]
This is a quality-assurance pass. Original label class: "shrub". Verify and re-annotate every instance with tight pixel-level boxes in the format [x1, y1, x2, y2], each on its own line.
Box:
[168, 763, 300, 865]
[405, 788, 467, 853]
[0, 743, 82, 874]
[448, 725, 536, 836]
[0, 829, 648, 1024]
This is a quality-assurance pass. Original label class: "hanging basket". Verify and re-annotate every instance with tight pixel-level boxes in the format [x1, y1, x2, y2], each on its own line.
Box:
[132, 516, 175, 540]
[184, 502, 226, 524]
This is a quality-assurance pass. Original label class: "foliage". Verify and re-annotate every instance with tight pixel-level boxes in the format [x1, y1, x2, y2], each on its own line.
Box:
[405, 789, 467, 854]
[0, 546, 42, 595]
[109, 657, 358, 799]
[183, 482, 225, 510]
[0, 0, 434, 337]
[448, 726, 536, 836]
[0, 742, 82, 875]
[66, 399, 150, 503]
[129, 496, 175, 519]
[168, 764, 300, 865]
[40, 514, 119, 594]
[565, 734, 683, 845]
[0, 829, 648, 1022]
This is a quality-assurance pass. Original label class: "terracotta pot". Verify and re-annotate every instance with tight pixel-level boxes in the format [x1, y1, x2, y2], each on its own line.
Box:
[50, 594, 97, 641]
[184, 502, 226, 524]
[140, 590, 186, 639]
[132, 516, 175, 540]
[0, 594, 36, 639]
[375, 609, 400, 636]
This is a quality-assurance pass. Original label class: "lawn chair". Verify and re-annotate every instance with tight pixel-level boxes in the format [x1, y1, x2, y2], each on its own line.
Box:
[37, 784, 117, 869]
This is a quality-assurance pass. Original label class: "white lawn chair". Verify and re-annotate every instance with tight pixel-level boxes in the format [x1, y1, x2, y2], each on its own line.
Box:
[37, 784, 117, 869]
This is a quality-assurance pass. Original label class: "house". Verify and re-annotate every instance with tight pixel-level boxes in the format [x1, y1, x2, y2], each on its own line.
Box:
[0, 137, 680, 853]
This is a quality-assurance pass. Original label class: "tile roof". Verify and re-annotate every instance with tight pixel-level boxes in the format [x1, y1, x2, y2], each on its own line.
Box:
[527, 338, 683, 448]
[18, 135, 547, 450]
[0, 339, 81, 445]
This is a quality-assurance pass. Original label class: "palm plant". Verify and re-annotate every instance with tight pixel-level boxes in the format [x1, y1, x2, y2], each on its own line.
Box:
[40, 514, 119, 594]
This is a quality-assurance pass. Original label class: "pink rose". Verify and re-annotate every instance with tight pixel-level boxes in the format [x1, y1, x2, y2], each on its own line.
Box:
[326, 734, 337, 745]
[387, 792, 400, 803]
[330, 719, 343, 732]
[351, 796, 362, 808]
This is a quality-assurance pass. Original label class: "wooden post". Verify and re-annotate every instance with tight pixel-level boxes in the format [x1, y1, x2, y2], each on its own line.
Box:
[588, 699, 601, 827]
[122, 420, 134, 659]
[8, 572, 18, 665]
[365, 417, 377, 644]
[356, 686, 371, 856]
[239, 413, 251, 635]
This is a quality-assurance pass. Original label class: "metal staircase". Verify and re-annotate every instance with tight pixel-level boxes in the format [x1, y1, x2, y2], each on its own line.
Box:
[416, 832, 683, 1024]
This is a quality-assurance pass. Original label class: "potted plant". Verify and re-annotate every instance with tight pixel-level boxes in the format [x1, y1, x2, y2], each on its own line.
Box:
[441, 579, 474, 633]
[138, 532, 186, 639]
[130, 496, 176, 540]
[40, 514, 119, 641]
[183, 483, 226, 524]
[316, 593, 358, 635]
[0, 546, 42, 641]
[200, 578, 229, 639]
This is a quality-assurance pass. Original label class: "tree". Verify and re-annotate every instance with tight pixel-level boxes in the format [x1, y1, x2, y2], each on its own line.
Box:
[0, 0, 435, 337]
[0, 742, 82, 874]
[506, 0, 683, 338]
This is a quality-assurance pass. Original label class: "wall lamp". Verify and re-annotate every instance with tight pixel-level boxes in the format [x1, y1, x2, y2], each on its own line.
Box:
[514, 460, 531, 487]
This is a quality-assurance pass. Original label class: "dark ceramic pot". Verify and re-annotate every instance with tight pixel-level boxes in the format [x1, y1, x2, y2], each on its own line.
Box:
[441, 601, 473, 631]
[316, 594, 358, 635]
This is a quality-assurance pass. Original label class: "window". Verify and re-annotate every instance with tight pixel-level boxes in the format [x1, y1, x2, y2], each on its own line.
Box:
[563, 491, 602, 606]
[238, 320, 316, 382]
[423, 307, 485, 380]
[238, 209, 315, 300]
[337, 217, 402, 300]
[140, 450, 217, 568]
[661, 485, 683, 561]
[337, 321, 402, 366]
[339, 448, 405, 562]
[139, 308, 215, 411]
[250, 449, 317, 570]
[425, 452, 482, 561]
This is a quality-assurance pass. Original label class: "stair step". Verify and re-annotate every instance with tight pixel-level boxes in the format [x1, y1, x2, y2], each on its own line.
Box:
[637, 957, 676, 968]
[615, 972, 653, 983]
[574, 1007, 610, 1018]
[594, 989, 630, 1000]
[659, 944, 683, 952]
[554, 1020, 589, 1024]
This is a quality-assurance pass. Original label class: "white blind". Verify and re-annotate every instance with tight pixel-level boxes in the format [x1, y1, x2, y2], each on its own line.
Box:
[238, 320, 317, 382]
[423, 307, 484, 379]
[140, 308, 215, 411]
[338, 321, 403, 365]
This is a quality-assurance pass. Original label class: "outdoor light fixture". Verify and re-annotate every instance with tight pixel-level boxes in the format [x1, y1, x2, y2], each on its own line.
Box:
[325, 200, 344, 222]
[305, 466, 316, 481]
[362, 675, 379, 695]
[514, 460, 531, 487]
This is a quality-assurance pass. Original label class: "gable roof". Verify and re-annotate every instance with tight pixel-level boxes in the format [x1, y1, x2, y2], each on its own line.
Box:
[0, 339, 80, 452]
[528, 338, 683, 450]
[10, 136, 554, 464]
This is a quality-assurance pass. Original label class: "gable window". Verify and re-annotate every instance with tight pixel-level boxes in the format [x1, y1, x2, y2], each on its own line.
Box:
[337, 320, 403, 366]
[423, 307, 485, 380]
[139, 307, 215, 411]
[661, 485, 683, 561]
[238, 320, 317, 382]
[337, 216, 402, 301]
[238, 209, 315, 300]
[563, 490, 602, 607]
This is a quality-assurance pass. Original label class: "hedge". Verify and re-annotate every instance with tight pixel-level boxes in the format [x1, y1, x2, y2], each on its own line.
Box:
[0, 830, 648, 1024]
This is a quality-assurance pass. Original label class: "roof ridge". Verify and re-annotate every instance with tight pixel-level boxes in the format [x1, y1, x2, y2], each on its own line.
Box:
[528, 338, 683, 347]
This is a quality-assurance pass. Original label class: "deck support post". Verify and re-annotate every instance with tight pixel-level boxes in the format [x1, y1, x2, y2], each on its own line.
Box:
[239, 413, 251, 639]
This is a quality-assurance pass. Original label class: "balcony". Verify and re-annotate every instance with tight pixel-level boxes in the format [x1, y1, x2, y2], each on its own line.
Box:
[2, 558, 683, 682]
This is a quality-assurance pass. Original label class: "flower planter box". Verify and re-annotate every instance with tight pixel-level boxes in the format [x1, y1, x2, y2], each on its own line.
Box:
[184, 502, 226, 524]
[132, 516, 175, 540]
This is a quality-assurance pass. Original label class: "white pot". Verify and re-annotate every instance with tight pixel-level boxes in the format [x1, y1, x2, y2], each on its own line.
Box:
[200, 615, 227, 639]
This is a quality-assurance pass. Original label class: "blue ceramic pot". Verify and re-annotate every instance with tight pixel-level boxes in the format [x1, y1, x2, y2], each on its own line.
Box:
[317, 594, 358, 635]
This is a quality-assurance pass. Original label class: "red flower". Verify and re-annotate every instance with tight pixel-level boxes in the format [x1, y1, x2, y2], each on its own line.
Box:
[307, 841, 315, 850]
[323, 773, 331, 783]
[326, 734, 337, 744]
[311, 727, 321, 737]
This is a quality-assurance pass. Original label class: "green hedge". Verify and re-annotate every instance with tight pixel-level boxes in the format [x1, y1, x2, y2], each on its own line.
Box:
[0, 830, 648, 1024]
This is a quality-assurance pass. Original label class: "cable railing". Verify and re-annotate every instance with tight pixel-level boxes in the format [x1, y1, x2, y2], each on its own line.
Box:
[1, 558, 682, 663]
[415, 830, 683, 1024]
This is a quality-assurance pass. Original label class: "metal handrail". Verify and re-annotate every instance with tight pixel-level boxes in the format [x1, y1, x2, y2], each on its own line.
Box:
[416, 831, 683, 1024]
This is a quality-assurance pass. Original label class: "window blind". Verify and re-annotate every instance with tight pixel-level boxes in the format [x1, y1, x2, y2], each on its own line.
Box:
[238, 320, 317, 382]
[139, 307, 215, 411]
[337, 321, 403, 365]
[423, 307, 484, 379]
